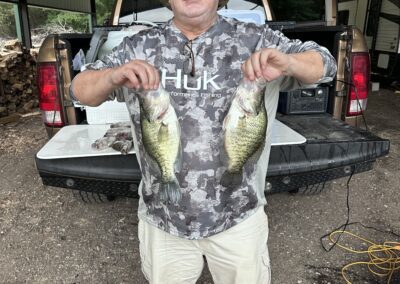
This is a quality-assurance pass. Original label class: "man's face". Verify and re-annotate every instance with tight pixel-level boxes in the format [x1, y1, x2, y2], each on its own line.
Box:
[169, 0, 219, 23]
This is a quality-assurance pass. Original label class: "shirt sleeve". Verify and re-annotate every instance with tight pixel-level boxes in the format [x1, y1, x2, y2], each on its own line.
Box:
[259, 27, 337, 91]
[69, 37, 131, 102]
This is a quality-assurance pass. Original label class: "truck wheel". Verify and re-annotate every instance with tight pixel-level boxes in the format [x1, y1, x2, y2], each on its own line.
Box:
[289, 182, 331, 195]
[72, 190, 116, 203]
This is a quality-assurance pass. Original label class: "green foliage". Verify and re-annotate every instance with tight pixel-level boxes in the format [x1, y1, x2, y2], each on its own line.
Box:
[0, 0, 115, 38]
[28, 7, 61, 31]
[0, 3, 17, 38]
[96, 0, 115, 25]
[47, 11, 89, 32]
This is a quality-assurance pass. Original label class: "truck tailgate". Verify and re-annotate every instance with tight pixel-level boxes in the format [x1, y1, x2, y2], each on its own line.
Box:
[266, 114, 390, 192]
[35, 119, 307, 197]
[35, 115, 389, 196]
[35, 125, 142, 198]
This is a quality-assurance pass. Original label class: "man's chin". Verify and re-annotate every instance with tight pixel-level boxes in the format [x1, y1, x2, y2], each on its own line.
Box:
[182, 6, 204, 15]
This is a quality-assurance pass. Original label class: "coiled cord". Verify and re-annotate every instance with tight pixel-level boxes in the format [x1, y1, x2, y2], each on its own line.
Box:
[328, 230, 400, 283]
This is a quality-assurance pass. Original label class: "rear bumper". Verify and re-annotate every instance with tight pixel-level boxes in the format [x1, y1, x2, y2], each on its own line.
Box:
[36, 154, 141, 198]
[39, 171, 139, 198]
[35, 114, 390, 197]
[266, 160, 373, 193]
[37, 159, 375, 197]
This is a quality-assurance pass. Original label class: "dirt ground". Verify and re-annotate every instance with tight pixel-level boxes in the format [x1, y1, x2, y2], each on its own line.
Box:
[0, 89, 399, 284]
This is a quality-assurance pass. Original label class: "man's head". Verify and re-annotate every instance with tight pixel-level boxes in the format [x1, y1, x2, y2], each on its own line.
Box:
[163, 0, 225, 34]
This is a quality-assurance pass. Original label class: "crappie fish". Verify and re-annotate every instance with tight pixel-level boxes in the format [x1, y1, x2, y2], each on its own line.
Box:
[139, 85, 182, 204]
[220, 78, 268, 187]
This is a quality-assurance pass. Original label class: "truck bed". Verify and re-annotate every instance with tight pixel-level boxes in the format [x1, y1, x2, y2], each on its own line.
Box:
[35, 114, 389, 197]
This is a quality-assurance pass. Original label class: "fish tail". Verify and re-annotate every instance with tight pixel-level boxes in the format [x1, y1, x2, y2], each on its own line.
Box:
[220, 170, 243, 188]
[159, 178, 181, 204]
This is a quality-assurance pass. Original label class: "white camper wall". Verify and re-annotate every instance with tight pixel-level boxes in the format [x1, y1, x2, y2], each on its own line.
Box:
[375, 0, 400, 53]
[338, 0, 368, 30]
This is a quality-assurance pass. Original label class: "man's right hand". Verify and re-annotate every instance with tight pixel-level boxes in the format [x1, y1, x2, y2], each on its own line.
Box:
[109, 60, 160, 90]
[73, 60, 160, 106]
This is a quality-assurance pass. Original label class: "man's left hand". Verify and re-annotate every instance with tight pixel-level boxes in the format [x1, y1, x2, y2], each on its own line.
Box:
[242, 48, 324, 84]
[242, 48, 290, 82]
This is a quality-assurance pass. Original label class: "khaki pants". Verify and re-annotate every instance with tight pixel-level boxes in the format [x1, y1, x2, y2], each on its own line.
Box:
[138, 207, 271, 284]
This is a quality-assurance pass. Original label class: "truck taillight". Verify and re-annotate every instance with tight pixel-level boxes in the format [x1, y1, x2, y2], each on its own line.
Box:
[37, 63, 65, 127]
[347, 53, 370, 116]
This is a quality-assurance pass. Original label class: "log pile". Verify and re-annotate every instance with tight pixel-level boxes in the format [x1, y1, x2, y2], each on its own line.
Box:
[0, 40, 39, 119]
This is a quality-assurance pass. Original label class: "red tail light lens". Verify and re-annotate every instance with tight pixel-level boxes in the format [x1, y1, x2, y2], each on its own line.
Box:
[347, 53, 370, 116]
[37, 63, 64, 127]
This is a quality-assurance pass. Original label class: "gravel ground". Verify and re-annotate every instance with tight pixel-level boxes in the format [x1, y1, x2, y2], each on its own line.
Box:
[0, 89, 399, 283]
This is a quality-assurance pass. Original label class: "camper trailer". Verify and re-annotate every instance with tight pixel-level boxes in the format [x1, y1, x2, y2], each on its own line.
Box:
[338, 0, 400, 85]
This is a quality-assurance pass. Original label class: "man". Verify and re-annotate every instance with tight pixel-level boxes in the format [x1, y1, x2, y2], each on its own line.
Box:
[72, 0, 337, 283]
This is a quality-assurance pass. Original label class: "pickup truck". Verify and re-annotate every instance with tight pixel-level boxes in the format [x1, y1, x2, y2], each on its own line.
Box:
[34, 0, 390, 201]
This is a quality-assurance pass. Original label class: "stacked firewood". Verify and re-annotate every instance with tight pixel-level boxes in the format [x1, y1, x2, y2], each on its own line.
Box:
[0, 40, 39, 119]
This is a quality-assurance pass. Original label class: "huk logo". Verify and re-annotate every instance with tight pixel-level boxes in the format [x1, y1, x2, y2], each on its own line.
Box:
[161, 69, 221, 91]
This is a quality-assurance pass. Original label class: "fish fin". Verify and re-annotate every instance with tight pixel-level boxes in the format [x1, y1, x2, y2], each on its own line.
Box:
[145, 154, 162, 177]
[159, 178, 182, 204]
[158, 123, 169, 141]
[174, 141, 183, 173]
[222, 114, 229, 131]
[237, 114, 247, 128]
[220, 170, 243, 188]
[171, 116, 182, 173]
[219, 141, 229, 166]
[221, 114, 230, 165]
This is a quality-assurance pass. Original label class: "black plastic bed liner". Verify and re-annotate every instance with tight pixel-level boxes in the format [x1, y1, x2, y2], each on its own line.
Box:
[35, 114, 390, 197]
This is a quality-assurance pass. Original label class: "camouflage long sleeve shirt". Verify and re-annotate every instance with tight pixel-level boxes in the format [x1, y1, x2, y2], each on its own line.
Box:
[82, 15, 337, 239]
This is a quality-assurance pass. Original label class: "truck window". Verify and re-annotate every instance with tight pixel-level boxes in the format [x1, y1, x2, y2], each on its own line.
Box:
[269, 0, 326, 22]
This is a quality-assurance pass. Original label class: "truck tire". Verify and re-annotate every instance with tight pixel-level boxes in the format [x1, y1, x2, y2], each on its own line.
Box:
[72, 190, 116, 203]
[289, 182, 332, 195]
